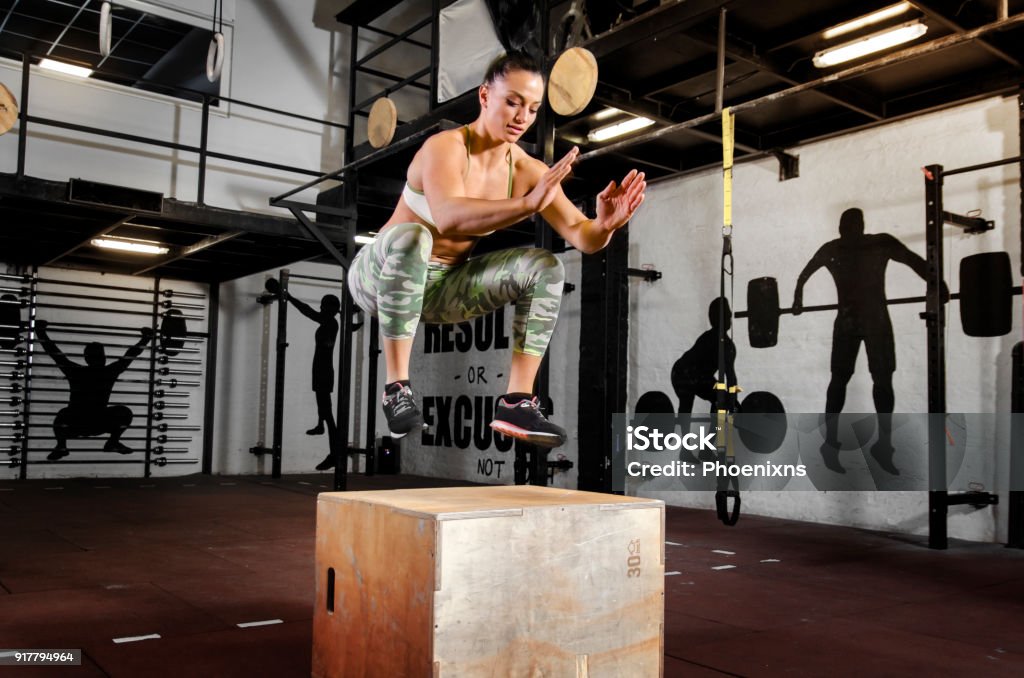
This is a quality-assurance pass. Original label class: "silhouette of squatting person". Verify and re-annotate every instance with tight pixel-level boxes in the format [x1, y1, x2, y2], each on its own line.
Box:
[36, 320, 153, 461]
[671, 297, 738, 414]
[283, 291, 341, 471]
[792, 207, 947, 475]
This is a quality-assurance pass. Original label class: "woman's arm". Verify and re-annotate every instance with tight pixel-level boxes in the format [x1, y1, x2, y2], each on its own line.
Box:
[421, 135, 577, 236]
[537, 164, 646, 254]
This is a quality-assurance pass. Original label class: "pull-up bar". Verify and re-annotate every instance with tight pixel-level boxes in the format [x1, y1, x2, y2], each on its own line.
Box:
[944, 155, 1022, 177]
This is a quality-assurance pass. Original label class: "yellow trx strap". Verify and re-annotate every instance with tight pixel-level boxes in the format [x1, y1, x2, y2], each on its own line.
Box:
[721, 106, 734, 233]
[715, 106, 740, 526]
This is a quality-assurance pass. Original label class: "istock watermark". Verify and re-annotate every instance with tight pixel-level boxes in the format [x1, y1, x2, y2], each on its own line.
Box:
[625, 425, 717, 452]
[626, 459, 808, 479]
[611, 412, 1024, 493]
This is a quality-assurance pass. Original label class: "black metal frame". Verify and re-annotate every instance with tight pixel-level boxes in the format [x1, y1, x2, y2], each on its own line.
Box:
[576, 220, 629, 493]
[257, 268, 376, 489]
[271, 269, 290, 478]
[923, 143, 1022, 549]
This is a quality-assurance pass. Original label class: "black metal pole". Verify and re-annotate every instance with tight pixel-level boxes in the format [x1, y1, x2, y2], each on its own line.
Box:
[143, 280, 161, 478]
[355, 16, 434, 69]
[347, 24, 359, 160]
[18, 268, 37, 479]
[365, 317, 380, 475]
[1011, 88, 1024, 548]
[17, 53, 30, 179]
[1009, 343, 1024, 548]
[198, 96, 210, 205]
[201, 282, 219, 474]
[925, 164, 948, 549]
[429, 0, 440, 112]
[272, 270, 290, 478]
[333, 287, 354, 491]
[521, 0, 557, 487]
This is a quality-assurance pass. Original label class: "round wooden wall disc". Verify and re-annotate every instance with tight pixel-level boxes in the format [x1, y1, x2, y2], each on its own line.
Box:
[548, 47, 598, 116]
[367, 97, 397, 149]
[0, 83, 19, 135]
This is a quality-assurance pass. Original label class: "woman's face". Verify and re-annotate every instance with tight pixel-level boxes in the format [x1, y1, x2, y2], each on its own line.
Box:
[480, 68, 545, 142]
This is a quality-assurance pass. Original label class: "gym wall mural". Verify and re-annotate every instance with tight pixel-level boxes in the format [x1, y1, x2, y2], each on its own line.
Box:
[286, 288, 341, 472]
[1, 271, 207, 477]
[35, 320, 153, 460]
[634, 205, 1012, 490]
[790, 207, 944, 476]
[404, 306, 518, 483]
[261, 274, 349, 474]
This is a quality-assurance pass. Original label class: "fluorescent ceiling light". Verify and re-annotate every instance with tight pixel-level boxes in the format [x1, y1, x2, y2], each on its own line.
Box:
[813, 21, 927, 68]
[822, 2, 912, 40]
[91, 238, 170, 255]
[588, 116, 656, 143]
[592, 107, 622, 121]
[38, 58, 93, 78]
[354, 234, 377, 245]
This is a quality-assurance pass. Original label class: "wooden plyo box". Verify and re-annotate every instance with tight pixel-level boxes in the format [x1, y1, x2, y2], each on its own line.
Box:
[313, 485, 664, 677]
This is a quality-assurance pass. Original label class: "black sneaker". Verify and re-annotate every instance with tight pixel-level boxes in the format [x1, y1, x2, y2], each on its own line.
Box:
[104, 440, 133, 454]
[490, 396, 566, 448]
[382, 384, 423, 439]
[47, 446, 69, 461]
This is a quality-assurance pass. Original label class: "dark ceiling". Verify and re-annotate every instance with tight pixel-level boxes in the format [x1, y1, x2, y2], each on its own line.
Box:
[1, 0, 1023, 282]
[549, 0, 1024, 186]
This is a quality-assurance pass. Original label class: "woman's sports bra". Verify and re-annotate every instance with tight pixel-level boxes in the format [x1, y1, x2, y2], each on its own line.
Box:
[402, 126, 513, 229]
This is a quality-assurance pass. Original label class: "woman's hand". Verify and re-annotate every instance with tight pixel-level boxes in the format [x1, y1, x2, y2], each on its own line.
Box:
[526, 147, 579, 213]
[595, 169, 646, 232]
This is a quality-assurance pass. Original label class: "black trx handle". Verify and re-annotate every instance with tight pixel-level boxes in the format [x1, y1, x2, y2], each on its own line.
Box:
[716, 487, 741, 526]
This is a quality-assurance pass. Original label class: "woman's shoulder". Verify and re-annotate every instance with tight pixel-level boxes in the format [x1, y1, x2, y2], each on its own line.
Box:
[408, 128, 467, 179]
[511, 143, 546, 175]
[421, 126, 469, 154]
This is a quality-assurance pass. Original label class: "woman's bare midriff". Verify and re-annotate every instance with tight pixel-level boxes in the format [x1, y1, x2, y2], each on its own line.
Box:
[379, 199, 480, 266]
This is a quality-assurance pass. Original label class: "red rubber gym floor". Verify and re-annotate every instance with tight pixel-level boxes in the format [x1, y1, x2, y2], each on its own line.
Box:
[1, 473, 1022, 677]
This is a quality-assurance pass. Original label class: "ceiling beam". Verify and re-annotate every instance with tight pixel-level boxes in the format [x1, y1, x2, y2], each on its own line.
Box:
[683, 21, 886, 121]
[0, 173, 327, 241]
[908, 0, 1021, 68]
[759, 66, 1022, 150]
[580, 0, 730, 58]
[634, 54, 725, 98]
[882, 65, 1024, 119]
[761, 0, 898, 52]
[43, 216, 133, 267]
[591, 83, 763, 153]
[132, 230, 245, 276]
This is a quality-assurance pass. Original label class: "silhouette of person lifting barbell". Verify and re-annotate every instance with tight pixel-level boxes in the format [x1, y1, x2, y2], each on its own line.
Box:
[792, 207, 948, 475]
[35, 320, 153, 461]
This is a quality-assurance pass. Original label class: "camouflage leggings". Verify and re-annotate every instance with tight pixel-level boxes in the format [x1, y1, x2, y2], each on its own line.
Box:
[347, 222, 564, 357]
